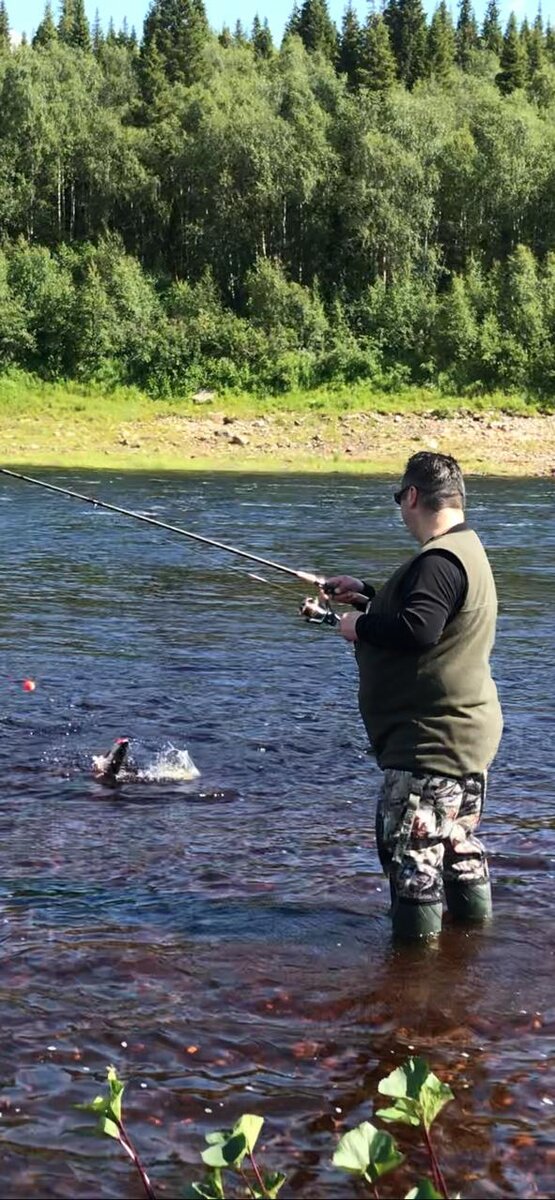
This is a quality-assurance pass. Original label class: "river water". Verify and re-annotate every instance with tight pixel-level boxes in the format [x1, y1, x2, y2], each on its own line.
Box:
[0, 470, 553, 1199]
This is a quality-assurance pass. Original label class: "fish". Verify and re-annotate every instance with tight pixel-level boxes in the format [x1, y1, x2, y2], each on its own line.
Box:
[92, 737, 130, 782]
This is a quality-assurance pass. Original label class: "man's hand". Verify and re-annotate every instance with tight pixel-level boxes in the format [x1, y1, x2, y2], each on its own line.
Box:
[322, 574, 366, 605]
[338, 611, 360, 642]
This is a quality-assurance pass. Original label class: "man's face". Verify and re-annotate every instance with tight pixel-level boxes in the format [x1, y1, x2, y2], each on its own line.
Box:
[394, 481, 417, 535]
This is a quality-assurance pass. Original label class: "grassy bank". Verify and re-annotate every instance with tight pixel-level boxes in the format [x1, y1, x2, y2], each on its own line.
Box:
[0, 372, 554, 475]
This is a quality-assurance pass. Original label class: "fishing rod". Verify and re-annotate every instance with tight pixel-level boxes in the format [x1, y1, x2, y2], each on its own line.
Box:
[0, 467, 338, 624]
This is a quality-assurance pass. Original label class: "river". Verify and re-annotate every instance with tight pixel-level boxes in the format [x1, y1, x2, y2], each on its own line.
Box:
[0, 470, 553, 1198]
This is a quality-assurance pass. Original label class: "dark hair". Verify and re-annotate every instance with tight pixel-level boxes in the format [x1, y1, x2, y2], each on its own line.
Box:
[401, 452, 466, 511]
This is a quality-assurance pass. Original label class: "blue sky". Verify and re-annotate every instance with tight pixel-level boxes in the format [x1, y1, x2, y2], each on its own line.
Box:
[10, 1, 551, 43]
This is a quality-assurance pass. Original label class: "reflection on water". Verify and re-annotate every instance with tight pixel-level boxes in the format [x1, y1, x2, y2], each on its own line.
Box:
[0, 471, 553, 1198]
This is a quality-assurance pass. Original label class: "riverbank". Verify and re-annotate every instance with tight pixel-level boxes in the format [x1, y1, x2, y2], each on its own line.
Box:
[1, 376, 554, 475]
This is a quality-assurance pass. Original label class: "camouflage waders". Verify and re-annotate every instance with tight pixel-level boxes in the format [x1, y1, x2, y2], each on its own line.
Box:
[376, 769, 492, 939]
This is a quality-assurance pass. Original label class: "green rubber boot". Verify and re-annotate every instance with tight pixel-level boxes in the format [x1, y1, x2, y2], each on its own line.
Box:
[444, 879, 492, 923]
[391, 898, 443, 940]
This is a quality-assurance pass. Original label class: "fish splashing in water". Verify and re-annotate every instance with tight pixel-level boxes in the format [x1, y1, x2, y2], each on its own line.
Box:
[93, 740, 200, 783]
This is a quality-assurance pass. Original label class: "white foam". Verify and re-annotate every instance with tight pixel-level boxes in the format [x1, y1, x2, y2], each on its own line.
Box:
[138, 746, 200, 783]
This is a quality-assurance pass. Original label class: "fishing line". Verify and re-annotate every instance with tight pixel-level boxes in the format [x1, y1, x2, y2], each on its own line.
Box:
[0, 467, 327, 589]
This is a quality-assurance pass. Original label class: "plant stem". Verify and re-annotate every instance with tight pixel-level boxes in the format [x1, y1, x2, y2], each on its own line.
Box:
[363, 1170, 380, 1199]
[248, 1150, 269, 1198]
[422, 1124, 449, 1200]
[239, 1165, 259, 1198]
[113, 1114, 157, 1200]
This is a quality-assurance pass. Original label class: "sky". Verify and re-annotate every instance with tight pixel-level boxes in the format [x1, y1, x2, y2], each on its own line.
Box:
[9, 0, 552, 44]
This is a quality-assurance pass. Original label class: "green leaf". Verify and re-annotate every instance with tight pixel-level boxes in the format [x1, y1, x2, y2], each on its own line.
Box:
[201, 1113, 264, 1169]
[377, 1058, 453, 1130]
[261, 1171, 287, 1198]
[405, 1181, 443, 1199]
[202, 1131, 247, 1168]
[234, 1113, 264, 1154]
[185, 1176, 225, 1200]
[77, 1066, 125, 1141]
[378, 1057, 430, 1100]
[376, 1098, 421, 1127]
[332, 1122, 404, 1179]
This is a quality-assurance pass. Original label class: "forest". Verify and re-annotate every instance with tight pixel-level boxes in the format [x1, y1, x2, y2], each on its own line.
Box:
[1, 0, 555, 399]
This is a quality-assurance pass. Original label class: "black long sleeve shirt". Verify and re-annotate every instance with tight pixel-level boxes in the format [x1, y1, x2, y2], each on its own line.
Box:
[355, 523, 469, 652]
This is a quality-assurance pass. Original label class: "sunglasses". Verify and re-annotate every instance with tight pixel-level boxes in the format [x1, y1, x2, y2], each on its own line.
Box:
[394, 484, 412, 505]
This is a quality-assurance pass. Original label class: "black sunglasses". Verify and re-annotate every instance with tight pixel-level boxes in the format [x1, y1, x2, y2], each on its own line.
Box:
[394, 484, 412, 505]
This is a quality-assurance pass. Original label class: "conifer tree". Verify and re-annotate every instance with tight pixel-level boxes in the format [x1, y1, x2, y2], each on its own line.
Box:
[297, 0, 337, 60]
[92, 7, 103, 54]
[456, 0, 478, 70]
[233, 18, 248, 45]
[427, 1, 455, 82]
[252, 15, 273, 59]
[545, 20, 555, 64]
[397, 0, 428, 89]
[106, 15, 116, 43]
[142, 0, 210, 85]
[218, 24, 232, 46]
[33, 1, 57, 47]
[497, 12, 526, 93]
[481, 0, 502, 56]
[72, 0, 91, 50]
[284, 3, 302, 39]
[338, 3, 362, 88]
[526, 12, 544, 77]
[383, 0, 402, 63]
[118, 16, 129, 45]
[0, 0, 8, 51]
[360, 10, 397, 91]
[58, 0, 75, 44]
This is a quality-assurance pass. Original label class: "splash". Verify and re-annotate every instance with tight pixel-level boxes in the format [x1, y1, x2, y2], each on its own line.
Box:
[137, 745, 200, 783]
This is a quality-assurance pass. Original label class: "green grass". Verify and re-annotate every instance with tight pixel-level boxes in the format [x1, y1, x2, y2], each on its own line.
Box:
[0, 369, 551, 476]
[0, 368, 546, 421]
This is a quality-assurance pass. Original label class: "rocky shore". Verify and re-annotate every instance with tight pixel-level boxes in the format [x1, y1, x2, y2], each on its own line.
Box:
[2, 403, 555, 475]
[114, 408, 555, 475]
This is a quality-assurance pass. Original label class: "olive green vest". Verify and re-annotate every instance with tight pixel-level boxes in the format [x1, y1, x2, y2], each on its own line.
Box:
[355, 528, 503, 775]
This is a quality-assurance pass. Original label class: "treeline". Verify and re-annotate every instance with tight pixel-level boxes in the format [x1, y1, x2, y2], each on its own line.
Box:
[1, 0, 555, 398]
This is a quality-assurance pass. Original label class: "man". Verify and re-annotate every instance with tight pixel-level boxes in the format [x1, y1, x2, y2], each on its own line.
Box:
[326, 452, 503, 940]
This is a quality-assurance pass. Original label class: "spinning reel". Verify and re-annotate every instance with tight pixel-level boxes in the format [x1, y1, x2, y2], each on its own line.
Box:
[299, 595, 339, 628]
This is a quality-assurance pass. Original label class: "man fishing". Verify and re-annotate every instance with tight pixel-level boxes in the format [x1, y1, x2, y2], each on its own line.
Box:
[326, 452, 503, 940]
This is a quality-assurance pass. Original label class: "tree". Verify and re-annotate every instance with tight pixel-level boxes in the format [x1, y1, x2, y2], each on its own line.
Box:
[360, 12, 397, 91]
[434, 274, 478, 378]
[72, 0, 91, 51]
[0, 1, 9, 53]
[92, 8, 103, 54]
[337, 3, 361, 89]
[284, 3, 302, 40]
[481, 0, 502, 56]
[252, 15, 273, 59]
[526, 12, 545, 78]
[397, 0, 428, 89]
[383, 0, 402, 63]
[297, 0, 337, 60]
[33, 1, 57, 48]
[497, 13, 526, 94]
[233, 19, 248, 46]
[427, 2, 455, 82]
[456, 0, 478, 71]
[57, 0, 74, 44]
[142, 0, 210, 85]
[546, 22, 555, 65]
